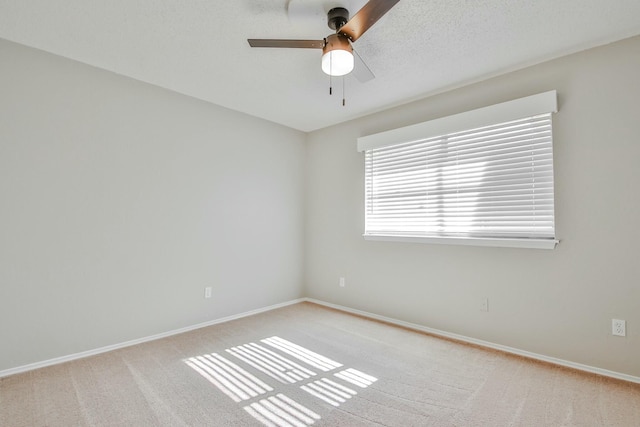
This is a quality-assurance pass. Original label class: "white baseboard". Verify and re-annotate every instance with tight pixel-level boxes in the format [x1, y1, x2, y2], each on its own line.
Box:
[0, 298, 305, 379]
[4, 297, 638, 385]
[304, 298, 640, 385]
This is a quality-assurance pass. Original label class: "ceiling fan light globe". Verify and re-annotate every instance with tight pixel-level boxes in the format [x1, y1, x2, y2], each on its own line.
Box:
[321, 33, 354, 76]
[322, 50, 354, 76]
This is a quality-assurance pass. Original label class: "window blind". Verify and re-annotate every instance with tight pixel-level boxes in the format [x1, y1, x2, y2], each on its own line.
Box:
[363, 112, 556, 245]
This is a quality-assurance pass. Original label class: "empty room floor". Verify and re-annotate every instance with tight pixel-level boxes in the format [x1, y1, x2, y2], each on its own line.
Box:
[1, 302, 639, 426]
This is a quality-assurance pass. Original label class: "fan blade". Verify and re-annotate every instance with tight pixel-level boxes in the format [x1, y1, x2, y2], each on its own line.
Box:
[338, 0, 400, 42]
[353, 49, 375, 83]
[248, 39, 324, 49]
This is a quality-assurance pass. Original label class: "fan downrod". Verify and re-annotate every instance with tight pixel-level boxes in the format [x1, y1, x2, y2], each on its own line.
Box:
[327, 7, 349, 31]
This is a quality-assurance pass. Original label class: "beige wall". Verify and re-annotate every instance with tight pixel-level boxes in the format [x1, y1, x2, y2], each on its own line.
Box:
[305, 36, 640, 377]
[2, 34, 639, 379]
[0, 39, 306, 371]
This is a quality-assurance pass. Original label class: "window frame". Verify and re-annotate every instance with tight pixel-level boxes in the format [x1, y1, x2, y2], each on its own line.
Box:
[357, 91, 559, 250]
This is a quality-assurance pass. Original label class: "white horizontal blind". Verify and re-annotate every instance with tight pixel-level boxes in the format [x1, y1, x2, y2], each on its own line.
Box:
[364, 113, 555, 240]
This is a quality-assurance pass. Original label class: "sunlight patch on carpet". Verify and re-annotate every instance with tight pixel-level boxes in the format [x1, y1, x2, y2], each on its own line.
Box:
[300, 378, 357, 407]
[261, 336, 343, 372]
[185, 336, 377, 426]
[335, 368, 378, 388]
[244, 394, 321, 427]
[227, 342, 317, 384]
[184, 353, 272, 402]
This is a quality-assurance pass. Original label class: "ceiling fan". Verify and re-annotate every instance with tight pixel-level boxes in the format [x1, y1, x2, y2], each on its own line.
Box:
[247, 0, 400, 82]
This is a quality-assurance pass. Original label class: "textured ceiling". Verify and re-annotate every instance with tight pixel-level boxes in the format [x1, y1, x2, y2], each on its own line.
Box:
[1, 1, 640, 132]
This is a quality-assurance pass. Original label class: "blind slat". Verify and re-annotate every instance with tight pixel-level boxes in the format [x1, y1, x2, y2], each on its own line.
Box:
[364, 113, 556, 240]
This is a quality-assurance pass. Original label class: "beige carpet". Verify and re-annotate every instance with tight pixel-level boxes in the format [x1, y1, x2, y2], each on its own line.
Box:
[1, 302, 639, 426]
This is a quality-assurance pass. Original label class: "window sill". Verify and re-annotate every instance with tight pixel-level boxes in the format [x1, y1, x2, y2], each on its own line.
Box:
[363, 234, 559, 250]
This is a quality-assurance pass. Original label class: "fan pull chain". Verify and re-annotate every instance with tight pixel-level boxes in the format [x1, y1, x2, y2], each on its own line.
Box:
[326, 54, 346, 106]
[329, 53, 333, 95]
[328, 75, 347, 106]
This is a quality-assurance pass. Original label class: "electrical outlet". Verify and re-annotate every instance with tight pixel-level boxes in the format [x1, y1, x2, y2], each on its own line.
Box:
[204, 286, 212, 299]
[612, 319, 626, 337]
[339, 277, 345, 287]
[480, 298, 489, 312]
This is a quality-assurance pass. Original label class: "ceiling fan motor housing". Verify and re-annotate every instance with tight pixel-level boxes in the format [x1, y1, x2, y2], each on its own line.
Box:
[327, 7, 349, 31]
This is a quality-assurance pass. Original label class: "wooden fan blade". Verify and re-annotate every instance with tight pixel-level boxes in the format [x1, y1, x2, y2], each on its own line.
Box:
[248, 39, 324, 49]
[338, 0, 400, 42]
[353, 49, 375, 83]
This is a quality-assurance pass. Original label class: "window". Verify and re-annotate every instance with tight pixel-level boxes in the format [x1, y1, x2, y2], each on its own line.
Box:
[357, 91, 558, 249]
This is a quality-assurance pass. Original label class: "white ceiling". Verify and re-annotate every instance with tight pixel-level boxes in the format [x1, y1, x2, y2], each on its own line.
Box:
[2, 1, 640, 132]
